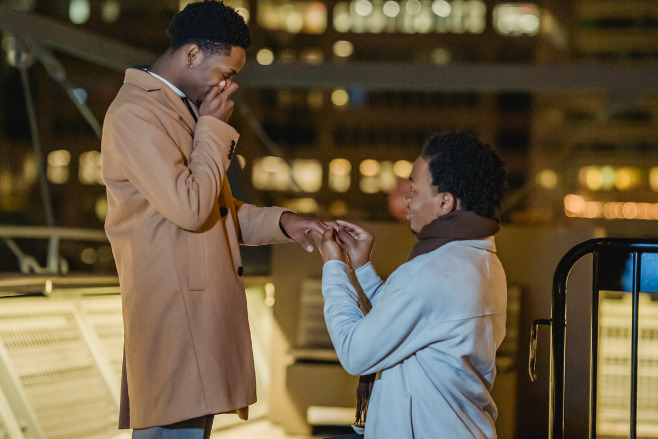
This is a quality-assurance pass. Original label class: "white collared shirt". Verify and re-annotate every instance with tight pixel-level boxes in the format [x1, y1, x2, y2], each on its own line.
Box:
[147, 70, 186, 98]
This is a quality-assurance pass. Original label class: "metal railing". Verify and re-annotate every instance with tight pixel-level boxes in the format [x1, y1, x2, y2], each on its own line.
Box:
[529, 238, 658, 439]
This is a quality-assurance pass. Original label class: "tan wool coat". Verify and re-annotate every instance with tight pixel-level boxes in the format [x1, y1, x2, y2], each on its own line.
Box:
[101, 69, 292, 429]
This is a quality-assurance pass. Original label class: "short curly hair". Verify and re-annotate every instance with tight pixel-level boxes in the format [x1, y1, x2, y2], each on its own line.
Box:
[421, 131, 506, 220]
[166, 1, 251, 55]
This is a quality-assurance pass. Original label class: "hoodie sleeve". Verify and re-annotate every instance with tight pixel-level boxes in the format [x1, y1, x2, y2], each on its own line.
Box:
[322, 260, 426, 376]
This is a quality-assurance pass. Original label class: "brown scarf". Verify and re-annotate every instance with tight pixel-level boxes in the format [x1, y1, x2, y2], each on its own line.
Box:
[354, 209, 500, 430]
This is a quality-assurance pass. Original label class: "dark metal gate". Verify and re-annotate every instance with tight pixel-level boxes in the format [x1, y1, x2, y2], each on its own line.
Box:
[529, 238, 658, 439]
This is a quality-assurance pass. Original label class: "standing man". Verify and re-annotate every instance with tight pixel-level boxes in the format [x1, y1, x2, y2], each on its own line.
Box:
[313, 131, 508, 438]
[101, 2, 327, 437]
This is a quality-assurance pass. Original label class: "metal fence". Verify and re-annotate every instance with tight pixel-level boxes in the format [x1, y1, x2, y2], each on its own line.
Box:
[529, 238, 658, 439]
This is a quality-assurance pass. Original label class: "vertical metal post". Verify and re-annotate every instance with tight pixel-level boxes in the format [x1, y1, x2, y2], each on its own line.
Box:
[590, 251, 600, 438]
[16, 45, 55, 228]
[630, 252, 640, 439]
[551, 269, 567, 439]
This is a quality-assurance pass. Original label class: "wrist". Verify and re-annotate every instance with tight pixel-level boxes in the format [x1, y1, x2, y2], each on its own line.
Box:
[279, 211, 294, 238]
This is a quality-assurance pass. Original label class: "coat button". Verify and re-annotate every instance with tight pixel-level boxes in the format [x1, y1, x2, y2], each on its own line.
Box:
[219, 207, 228, 217]
[230, 140, 236, 147]
[237, 266, 243, 276]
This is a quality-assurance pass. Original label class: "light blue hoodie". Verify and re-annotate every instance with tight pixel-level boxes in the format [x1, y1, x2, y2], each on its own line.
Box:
[322, 237, 507, 438]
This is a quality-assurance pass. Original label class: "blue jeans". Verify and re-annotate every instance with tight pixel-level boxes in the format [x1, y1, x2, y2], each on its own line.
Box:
[132, 415, 214, 439]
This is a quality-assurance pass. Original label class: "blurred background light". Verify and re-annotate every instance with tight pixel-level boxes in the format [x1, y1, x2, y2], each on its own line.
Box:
[69, 0, 90, 24]
[331, 89, 350, 106]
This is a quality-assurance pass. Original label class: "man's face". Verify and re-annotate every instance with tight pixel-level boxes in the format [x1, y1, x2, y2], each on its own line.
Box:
[405, 157, 445, 233]
[183, 46, 246, 107]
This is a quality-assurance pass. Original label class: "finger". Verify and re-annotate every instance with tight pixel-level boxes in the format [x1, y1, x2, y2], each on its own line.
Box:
[298, 234, 314, 253]
[335, 227, 355, 245]
[221, 81, 239, 98]
[335, 220, 368, 239]
[308, 220, 329, 235]
[309, 229, 324, 242]
[204, 85, 221, 100]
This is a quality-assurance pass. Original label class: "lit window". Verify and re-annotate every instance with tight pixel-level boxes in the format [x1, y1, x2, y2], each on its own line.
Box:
[69, 0, 90, 24]
[95, 197, 108, 221]
[359, 159, 380, 177]
[236, 154, 247, 170]
[101, 0, 120, 23]
[97, 245, 114, 263]
[80, 247, 97, 265]
[579, 166, 602, 191]
[379, 161, 397, 192]
[334, 2, 351, 32]
[302, 49, 324, 64]
[566, 196, 658, 221]
[536, 169, 558, 189]
[23, 155, 38, 184]
[79, 151, 102, 185]
[650, 168, 658, 192]
[258, 1, 326, 34]
[252, 156, 291, 191]
[306, 2, 327, 33]
[329, 200, 348, 217]
[406, 0, 422, 16]
[354, 0, 373, 17]
[430, 47, 451, 64]
[307, 90, 324, 109]
[331, 89, 350, 107]
[336, 0, 486, 34]
[256, 48, 274, 65]
[333, 40, 354, 58]
[291, 159, 323, 192]
[393, 160, 413, 178]
[47, 150, 71, 184]
[493, 4, 540, 36]
[329, 158, 351, 192]
[283, 4, 304, 33]
[600, 166, 615, 190]
[283, 198, 319, 214]
[223, 0, 251, 22]
[358, 160, 397, 194]
[432, 0, 451, 18]
[615, 167, 641, 191]
[360, 177, 379, 194]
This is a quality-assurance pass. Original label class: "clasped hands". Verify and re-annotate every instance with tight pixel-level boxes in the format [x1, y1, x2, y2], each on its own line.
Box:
[279, 212, 374, 269]
[310, 220, 374, 270]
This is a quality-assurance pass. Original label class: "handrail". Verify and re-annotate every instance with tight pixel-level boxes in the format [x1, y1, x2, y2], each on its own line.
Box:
[0, 225, 108, 275]
[531, 238, 658, 439]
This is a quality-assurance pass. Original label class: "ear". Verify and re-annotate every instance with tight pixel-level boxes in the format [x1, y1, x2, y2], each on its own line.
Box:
[185, 44, 203, 69]
[437, 192, 457, 214]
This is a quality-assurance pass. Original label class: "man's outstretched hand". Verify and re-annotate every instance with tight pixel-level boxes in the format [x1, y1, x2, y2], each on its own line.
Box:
[280, 212, 330, 252]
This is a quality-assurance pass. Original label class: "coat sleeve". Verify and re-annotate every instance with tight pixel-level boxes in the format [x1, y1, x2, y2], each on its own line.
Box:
[104, 102, 237, 231]
[322, 260, 426, 376]
[354, 262, 385, 305]
[234, 200, 295, 245]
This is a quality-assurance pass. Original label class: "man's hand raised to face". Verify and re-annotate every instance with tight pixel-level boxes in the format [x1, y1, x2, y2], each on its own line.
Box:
[199, 80, 239, 122]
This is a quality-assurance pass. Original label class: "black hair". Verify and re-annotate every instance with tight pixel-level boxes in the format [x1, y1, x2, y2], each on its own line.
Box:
[166, 1, 251, 55]
[421, 131, 506, 220]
